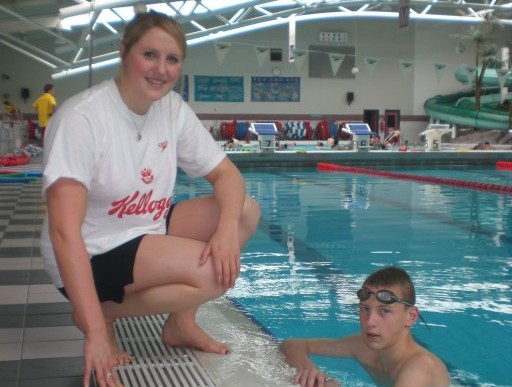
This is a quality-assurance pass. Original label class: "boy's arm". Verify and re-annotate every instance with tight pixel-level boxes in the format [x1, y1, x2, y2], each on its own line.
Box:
[280, 338, 320, 370]
[280, 335, 361, 387]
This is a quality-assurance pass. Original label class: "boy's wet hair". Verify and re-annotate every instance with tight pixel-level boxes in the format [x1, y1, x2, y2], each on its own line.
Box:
[363, 266, 416, 305]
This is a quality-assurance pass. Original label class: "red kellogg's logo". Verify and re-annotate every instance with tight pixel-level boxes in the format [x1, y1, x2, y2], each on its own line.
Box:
[141, 168, 154, 184]
[109, 190, 171, 221]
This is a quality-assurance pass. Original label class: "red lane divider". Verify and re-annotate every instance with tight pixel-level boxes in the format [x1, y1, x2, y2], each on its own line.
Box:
[496, 161, 512, 170]
[317, 162, 512, 195]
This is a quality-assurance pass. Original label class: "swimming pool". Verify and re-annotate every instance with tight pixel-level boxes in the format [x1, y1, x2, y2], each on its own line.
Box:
[175, 165, 511, 387]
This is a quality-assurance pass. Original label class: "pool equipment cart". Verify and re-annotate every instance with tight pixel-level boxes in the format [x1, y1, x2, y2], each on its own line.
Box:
[249, 122, 280, 153]
[345, 122, 373, 151]
[420, 124, 456, 151]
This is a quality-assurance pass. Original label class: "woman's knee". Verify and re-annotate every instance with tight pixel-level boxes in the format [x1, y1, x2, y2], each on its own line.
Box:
[241, 195, 260, 233]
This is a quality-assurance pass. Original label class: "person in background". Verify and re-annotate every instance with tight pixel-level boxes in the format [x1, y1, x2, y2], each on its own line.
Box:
[330, 138, 345, 150]
[280, 266, 450, 387]
[472, 141, 493, 150]
[3, 100, 23, 120]
[32, 83, 57, 140]
[223, 136, 240, 149]
[3, 100, 16, 115]
[40, 11, 260, 387]
[384, 129, 400, 147]
[370, 135, 386, 150]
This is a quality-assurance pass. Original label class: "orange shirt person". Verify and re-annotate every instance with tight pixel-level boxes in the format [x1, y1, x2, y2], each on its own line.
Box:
[32, 83, 57, 139]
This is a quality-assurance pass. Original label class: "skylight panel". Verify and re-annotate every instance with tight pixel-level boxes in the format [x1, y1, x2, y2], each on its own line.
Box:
[147, 3, 177, 16]
[201, 0, 254, 11]
[96, 8, 123, 23]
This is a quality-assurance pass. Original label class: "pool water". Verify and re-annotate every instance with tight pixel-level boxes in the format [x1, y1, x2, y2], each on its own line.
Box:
[175, 166, 512, 387]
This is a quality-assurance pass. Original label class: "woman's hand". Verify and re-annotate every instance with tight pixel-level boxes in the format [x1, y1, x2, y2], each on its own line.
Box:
[199, 220, 241, 289]
[83, 332, 124, 387]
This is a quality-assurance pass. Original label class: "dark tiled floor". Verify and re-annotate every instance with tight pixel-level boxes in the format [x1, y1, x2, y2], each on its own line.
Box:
[0, 164, 85, 387]
[0, 159, 297, 387]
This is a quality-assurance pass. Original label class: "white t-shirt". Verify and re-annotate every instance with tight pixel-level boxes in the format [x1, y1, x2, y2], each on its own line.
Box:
[40, 79, 226, 287]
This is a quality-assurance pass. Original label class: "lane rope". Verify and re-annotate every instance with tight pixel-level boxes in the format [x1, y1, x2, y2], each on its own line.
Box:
[317, 162, 512, 195]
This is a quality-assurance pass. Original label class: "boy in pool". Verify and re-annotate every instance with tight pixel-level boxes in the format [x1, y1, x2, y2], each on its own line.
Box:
[280, 266, 450, 387]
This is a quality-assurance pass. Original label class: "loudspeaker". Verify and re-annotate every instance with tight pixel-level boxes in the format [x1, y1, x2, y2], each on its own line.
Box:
[346, 92, 354, 105]
[21, 88, 30, 102]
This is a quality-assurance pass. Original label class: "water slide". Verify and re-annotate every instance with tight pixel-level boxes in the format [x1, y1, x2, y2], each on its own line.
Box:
[424, 64, 512, 130]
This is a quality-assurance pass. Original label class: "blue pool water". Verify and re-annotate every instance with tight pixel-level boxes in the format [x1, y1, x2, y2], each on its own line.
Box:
[175, 166, 512, 387]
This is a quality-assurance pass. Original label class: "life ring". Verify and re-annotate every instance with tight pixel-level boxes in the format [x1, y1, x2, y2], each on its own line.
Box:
[315, 121, 329, 140]
[220, 122, 236, 139]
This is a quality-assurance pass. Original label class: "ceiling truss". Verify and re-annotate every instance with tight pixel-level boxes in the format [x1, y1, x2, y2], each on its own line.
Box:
[0, 0, 511, 77]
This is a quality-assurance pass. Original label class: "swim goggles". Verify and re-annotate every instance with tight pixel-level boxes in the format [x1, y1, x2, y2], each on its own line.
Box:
[356, 287, 430, 330]
[357, 287, 414, 306]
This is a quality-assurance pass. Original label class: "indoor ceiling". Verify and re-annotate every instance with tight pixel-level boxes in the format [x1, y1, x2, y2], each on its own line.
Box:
[1, 0, 511, 79]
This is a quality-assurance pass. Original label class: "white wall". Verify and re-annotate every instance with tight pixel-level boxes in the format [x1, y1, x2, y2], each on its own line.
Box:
[184, 18, 419, 115]
[413, 21, 475, 115]
[1, 18, 509, 121]
[0, 46, 55, 115]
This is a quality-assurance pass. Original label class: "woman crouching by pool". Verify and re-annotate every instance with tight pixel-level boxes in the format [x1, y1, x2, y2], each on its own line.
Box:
[40, 11, 260, 387]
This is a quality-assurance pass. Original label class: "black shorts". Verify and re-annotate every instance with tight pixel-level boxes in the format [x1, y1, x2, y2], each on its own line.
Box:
[58, 203, 178, 304]
[58, 235, 144, 304]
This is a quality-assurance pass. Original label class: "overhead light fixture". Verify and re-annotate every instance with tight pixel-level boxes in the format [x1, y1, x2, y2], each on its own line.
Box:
[52, 57, 120, 80]
[60, 0, 135, 18]
[133, 3, 147, 14]
[188, 17, 289, 46]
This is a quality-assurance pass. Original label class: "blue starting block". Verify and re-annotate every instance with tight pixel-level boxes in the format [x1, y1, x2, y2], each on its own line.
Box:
[249, 123, 280, 153]
[346, 122, 373, 151]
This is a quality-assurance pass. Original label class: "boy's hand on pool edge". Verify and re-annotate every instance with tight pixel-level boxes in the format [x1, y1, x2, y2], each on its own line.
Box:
[292, 368, 340, 387]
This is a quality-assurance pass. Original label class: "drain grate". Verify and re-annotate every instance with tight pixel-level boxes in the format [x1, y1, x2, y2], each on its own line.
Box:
[112, 315, 216, 387]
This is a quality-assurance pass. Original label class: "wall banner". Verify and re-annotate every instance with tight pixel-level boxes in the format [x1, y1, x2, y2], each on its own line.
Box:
[251, 76, 300, 102]
[194, 75, 244, 102]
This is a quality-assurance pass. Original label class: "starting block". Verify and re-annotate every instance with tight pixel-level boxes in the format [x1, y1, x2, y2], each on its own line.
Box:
[346, 122, 373, 151]
[420, 124, 455, 151]
[249, 123, 280, 153]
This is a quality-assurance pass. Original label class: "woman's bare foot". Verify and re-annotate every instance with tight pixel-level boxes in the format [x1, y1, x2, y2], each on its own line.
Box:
[162, 314, 230, 354]
[72, 312, 134, 364]
[106, 320, 135, 364]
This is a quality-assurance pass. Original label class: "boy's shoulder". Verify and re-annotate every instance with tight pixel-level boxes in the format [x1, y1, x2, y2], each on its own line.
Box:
[397, 346, 450, 386]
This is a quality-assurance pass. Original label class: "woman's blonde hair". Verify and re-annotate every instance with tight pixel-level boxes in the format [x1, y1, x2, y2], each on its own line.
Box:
[121, 11, 187, 60]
